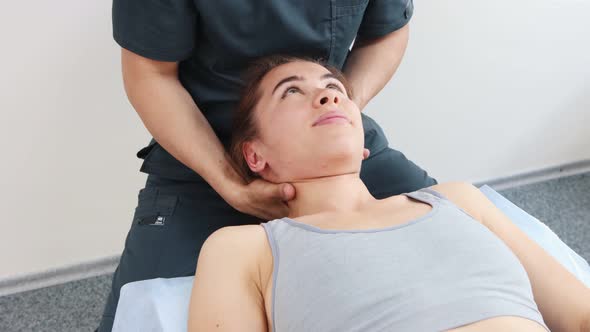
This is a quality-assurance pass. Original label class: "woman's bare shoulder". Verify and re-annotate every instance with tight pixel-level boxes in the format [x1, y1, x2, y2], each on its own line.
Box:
[190, 224, 271, 330]
[208, 224, 268, 244]
[205, 224, 270, 261]
[427, 181, 488, 223]
[203, 224, 273, 285]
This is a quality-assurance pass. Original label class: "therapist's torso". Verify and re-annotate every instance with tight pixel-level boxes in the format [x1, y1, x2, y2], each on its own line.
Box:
[112, 0, 413, 180]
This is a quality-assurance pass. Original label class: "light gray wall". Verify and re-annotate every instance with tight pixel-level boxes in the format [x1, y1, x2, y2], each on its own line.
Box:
[367, 0, 590, 183]
[1, 0, 588, 278]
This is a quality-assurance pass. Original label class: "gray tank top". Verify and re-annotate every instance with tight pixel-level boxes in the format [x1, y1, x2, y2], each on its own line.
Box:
[261, 187, 549, 332]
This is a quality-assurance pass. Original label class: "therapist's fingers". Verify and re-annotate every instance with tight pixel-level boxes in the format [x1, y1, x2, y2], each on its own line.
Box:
[237, 179, 293, 220]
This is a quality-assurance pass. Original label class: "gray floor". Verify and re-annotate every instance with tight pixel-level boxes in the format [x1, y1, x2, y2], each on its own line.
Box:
[499, 173, 590, 261]
[1, 172, 589, 332]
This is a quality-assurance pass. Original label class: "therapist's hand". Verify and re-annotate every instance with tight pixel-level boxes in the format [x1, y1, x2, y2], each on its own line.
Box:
[228, 148, 369, 220]
[232, 179, 295, 221]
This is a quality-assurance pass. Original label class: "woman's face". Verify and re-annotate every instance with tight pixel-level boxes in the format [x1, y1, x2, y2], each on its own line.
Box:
[244, 60, 365, 182]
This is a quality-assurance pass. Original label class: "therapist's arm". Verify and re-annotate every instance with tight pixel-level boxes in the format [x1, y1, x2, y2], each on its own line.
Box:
[342, 23, 409, 110]
[121, 49, 244, 195]
[120, 49, 293, 220]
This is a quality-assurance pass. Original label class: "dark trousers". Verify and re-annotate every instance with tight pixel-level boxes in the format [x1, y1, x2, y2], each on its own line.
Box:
[96, 127, 437, 332]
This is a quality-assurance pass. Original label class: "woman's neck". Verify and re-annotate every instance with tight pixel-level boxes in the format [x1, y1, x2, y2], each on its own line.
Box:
[286, 173, 376, 219]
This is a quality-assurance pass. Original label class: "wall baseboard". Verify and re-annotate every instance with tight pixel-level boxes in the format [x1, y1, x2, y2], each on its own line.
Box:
[1, 159, 589, 297]
[473, 159, 590, 191]
[0, 255, 120, 297]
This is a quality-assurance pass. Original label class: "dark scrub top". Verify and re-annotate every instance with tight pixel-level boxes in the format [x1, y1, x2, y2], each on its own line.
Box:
[112, 0, 414, 181]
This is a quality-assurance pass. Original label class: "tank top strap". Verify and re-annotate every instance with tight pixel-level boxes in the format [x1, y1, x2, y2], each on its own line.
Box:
[405, 187, 483, 222]
[402, 187, 446, 206]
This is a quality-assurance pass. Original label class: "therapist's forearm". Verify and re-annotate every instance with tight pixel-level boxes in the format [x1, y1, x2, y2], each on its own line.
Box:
[342, 23, 410, 110]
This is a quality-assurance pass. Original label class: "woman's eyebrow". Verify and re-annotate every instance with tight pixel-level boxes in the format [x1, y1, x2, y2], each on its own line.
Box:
[320, 72, 339, 82]
[272, 75, 302, 96]
[271, 73, 341, 96]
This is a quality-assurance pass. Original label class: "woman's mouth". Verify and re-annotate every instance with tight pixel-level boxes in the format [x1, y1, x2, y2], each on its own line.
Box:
[313, 110, 350, 126]
[313, 117, 350, 126]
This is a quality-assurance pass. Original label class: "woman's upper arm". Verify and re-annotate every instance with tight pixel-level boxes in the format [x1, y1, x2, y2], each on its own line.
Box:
[433, 182, 590, 332]
[188, 226, 268, 332]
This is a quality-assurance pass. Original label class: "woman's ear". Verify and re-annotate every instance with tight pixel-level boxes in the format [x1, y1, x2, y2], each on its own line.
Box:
[243, 141, 266, 173]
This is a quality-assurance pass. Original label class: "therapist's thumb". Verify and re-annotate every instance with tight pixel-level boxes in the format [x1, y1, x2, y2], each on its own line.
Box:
[280, 183, 296, 201]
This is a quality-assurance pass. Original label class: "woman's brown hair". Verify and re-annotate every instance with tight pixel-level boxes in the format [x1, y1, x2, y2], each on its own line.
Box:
[229, 54, 354, 182]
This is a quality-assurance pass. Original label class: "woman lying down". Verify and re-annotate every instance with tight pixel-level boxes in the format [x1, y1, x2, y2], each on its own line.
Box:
[188, 55, 590, 332]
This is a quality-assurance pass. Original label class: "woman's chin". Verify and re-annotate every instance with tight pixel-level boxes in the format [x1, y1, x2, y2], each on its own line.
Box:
[316, 145, 363, 161]
[306, 155, 362, 174]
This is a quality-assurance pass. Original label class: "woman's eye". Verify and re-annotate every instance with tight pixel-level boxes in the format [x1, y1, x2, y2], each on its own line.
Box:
[327, 83, 344, 92]
[282, 86, 300, 98]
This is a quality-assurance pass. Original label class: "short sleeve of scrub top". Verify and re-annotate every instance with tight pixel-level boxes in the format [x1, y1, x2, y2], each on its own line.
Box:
[112, 0, 199, 61]
[357, 0, 414, 39]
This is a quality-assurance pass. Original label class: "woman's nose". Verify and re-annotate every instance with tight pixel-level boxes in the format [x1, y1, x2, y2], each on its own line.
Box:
[314, 88, 339, 107]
